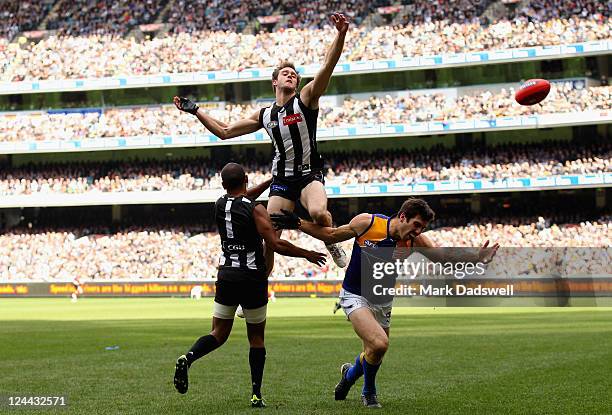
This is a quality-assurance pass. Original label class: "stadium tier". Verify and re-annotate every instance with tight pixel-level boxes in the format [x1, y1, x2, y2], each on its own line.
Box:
[1, 200, 610, 281]
[0, 138, 610, 207]
[0, 41, 609, 94]
[0, 0, 609, 90]
[0, 82, 610, 154]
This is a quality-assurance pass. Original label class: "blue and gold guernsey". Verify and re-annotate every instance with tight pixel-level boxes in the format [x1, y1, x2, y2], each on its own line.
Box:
[343, 214, 411, 296]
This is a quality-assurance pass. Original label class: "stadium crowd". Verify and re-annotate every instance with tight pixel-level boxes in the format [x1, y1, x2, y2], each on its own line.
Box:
[0, 215, 609, 281]
[398, 0, 494, 24]
[1, 0, 608, 81]
[277, 0, 393, 29]
[166, 0, 281, 33]
[44, 0, 165, 36]
[0, 0, 53, 40]
[1, 84, 609, 143]
[0, 139, 609, 196]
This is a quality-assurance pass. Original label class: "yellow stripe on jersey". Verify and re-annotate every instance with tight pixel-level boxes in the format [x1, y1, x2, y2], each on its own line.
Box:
[356, 215, 389, 247]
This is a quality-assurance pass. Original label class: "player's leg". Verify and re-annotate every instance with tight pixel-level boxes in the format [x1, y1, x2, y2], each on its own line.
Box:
[265, 195, 295, 277]
[174, 280, 237, 394]
[348, 308, 388, 408]
[187, 316, 234, 363]
[242, 280, 269, 407]
[300, 178, 348, 267]
[174, 316, 234, 394]
[300, 179, 332, 226]
[246, 319, 267, 407]
[335, 290, 389, 407]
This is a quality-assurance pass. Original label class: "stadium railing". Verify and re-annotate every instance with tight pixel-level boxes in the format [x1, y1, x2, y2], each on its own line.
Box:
[1, 110, 609, 155]
[1, 173, 609, 208]
[0, 40, 609, 95]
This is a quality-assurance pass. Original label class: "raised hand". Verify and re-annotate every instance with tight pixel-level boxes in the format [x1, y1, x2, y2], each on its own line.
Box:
[478, 240, 500, 264]
[173, 96, 199, 115]
[330, 12, 349, 34]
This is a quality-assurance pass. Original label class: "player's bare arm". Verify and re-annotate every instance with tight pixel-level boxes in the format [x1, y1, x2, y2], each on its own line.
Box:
[253, 205, 326, 266]
[271, 210, 372, 244]
[301, 13, 349, 109]
[413, 233, 499, 264]
[174, 96, 260, 140]
[246, 178, 272, 200]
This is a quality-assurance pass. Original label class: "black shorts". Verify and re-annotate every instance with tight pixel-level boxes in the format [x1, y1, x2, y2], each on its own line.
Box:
[214, 279, 268, 309]
[269, 170, 324, 202]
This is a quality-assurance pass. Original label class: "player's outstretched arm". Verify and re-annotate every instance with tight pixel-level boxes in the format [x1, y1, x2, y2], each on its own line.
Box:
[272, 210, 371, 244]
[173, 96, 261, 140]
[413, 234, 500, 264]
[253, 205, 326, 266]
[300, 13, 349, 109]
[246, 178, 272, 200]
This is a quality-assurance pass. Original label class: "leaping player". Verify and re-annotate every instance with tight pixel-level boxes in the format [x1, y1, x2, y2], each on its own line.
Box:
[174, 12, 352, 273]
[271, 198, 499, 408]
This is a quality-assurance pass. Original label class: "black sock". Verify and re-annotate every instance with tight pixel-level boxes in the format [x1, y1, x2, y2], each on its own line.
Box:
[185, 334, 220, 365]
[249, 347, 266, 398]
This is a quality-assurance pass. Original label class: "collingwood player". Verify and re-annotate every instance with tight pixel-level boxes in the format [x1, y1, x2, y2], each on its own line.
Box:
[174, 12, 351, 271]
[272, 198, 499, 408]
[173, 163, 325, 408]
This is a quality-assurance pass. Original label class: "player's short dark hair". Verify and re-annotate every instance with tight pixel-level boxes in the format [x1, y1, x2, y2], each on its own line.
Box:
[398, 198, 435, 222]
[221, 162, 246, 191]
[272, 61, 301, 91]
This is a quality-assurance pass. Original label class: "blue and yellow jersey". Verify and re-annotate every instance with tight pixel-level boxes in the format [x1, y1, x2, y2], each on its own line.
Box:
[343, 214, 402, 295]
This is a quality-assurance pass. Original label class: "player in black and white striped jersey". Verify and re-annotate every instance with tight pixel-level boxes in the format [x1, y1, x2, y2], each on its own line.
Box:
[174, 12, 351, 271]
[173, 163, 325, 408]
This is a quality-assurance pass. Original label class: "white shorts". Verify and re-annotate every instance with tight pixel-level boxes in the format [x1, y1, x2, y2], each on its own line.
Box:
[213, 302, 267, 324]
[339, 288, 393, 329]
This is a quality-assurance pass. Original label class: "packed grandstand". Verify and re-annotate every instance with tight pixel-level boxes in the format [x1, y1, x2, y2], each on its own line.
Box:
[0, 0, 610, 283]
[0, 0, 609, 81]
[1, 84, 610, 142]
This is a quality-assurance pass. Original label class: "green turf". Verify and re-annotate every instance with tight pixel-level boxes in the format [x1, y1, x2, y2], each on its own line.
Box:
[1, 298, 611, 414]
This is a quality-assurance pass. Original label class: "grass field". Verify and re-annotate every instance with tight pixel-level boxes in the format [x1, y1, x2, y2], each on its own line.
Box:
[1, 298, 611, 414]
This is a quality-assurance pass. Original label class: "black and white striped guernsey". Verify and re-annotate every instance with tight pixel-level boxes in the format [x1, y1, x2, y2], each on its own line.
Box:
[215, 194, 266, 280]
[259, 93, 322, 178]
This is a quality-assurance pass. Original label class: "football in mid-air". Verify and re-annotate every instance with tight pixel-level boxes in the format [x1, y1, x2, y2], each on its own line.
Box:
[515, 79, 551, 105]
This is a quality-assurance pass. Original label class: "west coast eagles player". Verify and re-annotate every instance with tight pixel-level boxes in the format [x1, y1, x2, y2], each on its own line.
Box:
[272, 198, 499, 408]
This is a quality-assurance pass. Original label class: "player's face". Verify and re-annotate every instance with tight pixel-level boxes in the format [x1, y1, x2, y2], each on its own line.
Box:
[398, 214, 428, 241]
[275, 68, 298, 91]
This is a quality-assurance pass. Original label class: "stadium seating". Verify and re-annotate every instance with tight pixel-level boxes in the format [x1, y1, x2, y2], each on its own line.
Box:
[166, 0, 281, 33]
[0, 0, 54, 40]
[0, 215, 609, 281]
[1, 0, 608, 81]
[0, 139, 609, 196]
[44, 0, 166, 36]
[1, 85, 609, 142]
